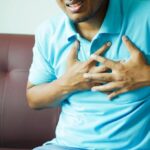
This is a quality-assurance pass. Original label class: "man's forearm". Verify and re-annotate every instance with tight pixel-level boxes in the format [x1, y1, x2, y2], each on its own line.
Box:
[26, 78, 72, 110]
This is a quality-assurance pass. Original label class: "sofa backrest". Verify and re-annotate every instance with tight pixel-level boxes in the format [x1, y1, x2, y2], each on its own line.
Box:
[0, 34, 60, 149]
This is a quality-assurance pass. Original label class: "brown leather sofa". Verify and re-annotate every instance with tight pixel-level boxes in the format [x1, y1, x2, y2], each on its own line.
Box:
[0, 34, 60, 150]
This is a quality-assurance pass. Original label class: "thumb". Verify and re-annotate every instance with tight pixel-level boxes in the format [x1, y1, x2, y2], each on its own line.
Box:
[68, 40, 80, 66]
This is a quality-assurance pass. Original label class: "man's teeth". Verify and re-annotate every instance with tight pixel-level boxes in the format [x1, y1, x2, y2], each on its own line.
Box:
[66, 0, 82, 7]
[70, 3, 82, 7]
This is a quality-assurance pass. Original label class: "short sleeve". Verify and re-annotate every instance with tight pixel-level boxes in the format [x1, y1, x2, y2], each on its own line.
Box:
[28, 29, 56, 85]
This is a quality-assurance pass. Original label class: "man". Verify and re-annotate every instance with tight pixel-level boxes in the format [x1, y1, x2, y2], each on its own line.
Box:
[27, 0, 150, 149]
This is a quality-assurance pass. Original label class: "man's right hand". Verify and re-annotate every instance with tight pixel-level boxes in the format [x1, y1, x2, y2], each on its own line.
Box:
[26, 40, 111, 109]
[58, 40, 111, 92]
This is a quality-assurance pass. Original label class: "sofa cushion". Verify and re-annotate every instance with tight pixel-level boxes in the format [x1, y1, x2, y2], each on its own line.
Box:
[0, 148, 30, 150]
[0, 34, 60, 149]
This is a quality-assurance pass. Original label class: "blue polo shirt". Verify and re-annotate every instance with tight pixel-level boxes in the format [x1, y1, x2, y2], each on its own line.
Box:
[29, 0, 150, 149]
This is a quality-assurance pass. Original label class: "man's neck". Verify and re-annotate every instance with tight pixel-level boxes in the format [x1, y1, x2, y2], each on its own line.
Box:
[76, 0, 109, 41]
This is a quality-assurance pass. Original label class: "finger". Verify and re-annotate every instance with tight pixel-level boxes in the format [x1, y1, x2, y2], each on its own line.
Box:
[90, 55, 117, 69]
[67, 40, 80, 66]
[108, 87, 129, 99]
[90, 82, 101, 87]
[89, 65, 109, 73]
[122, 36, 147, 64]
[85, 42, 111, 66]
[108, 78, 147, 99]
[122, 36, 141, 56]
[91, 81, 125, 92]
[83, 73, 114, 82]
[95, 42, 111, 55]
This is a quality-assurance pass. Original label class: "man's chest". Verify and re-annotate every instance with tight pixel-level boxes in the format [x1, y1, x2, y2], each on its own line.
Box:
[53, 32, 150, 79]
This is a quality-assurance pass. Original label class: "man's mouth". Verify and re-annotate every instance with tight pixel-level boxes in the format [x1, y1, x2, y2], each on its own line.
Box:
[65, 0, 83, 13]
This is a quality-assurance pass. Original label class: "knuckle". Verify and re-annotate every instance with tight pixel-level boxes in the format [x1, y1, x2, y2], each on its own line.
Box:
[87, 81, 93, 88]
[124, 87, 129, 92]
[92, 67, 97, 73]
[82, 63, 89, 69]
[101, 76, 106, 81]
[101, 66, 107, 71]
[117, 76, 124, 81]
[83, 61, 90, 68]
[120, 81, 127, 87]
[108, 76, 113, 81]
[135, 51, 142, 58]
[117, 64, 124, 71]
[89, 68, 94, 73]
[113, 74, 120, 81]
[122, 81, 128, 86]
[102, 58, 107, 64]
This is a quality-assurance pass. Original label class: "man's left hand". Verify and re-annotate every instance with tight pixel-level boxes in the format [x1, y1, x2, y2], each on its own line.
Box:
[84, 36, 150, 99]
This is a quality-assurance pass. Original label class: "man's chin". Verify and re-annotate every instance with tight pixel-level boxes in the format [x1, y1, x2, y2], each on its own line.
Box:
[69, 16, 91, 23]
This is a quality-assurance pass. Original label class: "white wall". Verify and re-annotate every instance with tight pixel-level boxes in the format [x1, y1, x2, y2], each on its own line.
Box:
[0, 0, 62, 34]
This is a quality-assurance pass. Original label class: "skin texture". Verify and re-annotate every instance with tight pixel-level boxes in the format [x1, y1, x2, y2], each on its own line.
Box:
[26, 41, 110, 109]
[56, 0, 109, 41]
[60, 41, 111, 92]
[26, 0, 109, 109]
[27, 0, 150, 109]
[84, 36, 150, 99]
[56, 0, 106, 23]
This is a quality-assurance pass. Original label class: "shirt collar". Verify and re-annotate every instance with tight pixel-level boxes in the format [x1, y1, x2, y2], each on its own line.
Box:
[65, 0, 122, 41]
[98, 0, 122, 35]
[65, 17, 77, 41]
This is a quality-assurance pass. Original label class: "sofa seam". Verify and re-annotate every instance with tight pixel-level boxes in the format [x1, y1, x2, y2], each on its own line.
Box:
[0, 74, 8, 146]
[0, 76, 6, 146]
[1, 36, 11, 146]
[0, 38, 10, 146]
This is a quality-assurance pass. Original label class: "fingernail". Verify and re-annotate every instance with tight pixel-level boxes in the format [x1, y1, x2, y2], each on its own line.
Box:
[108, 95, 113, 101]
[122, 36, 128, 41]
[108, 95, 112, 100]
[91, 88, 98, 92]
[90, 54, 98, 59]
[83, 73, 90, 78]
[107, 42, 112, 47]
[74, 40, 79, 48]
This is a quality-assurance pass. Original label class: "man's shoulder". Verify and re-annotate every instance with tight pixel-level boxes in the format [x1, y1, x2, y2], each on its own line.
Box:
[35, 14, 67, 39]
[33, 14, 68, 58]
[122, 0, 150, 14]
[121, 0, 150, 25]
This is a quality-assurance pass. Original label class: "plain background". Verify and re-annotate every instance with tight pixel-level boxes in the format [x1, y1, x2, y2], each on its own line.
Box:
[0, 0, 62, 34]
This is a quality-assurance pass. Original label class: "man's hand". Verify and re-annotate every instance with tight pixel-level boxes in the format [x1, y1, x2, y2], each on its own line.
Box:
[83, 36, 150, 99]
[59, 40, 111, 92]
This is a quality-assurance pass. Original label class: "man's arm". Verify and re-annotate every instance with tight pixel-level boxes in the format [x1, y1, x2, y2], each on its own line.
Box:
[26, 41, 111, 109]
[26, 41, 79, 110]
[84, 36, 150, 99]
[26, 79, 71, 109]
